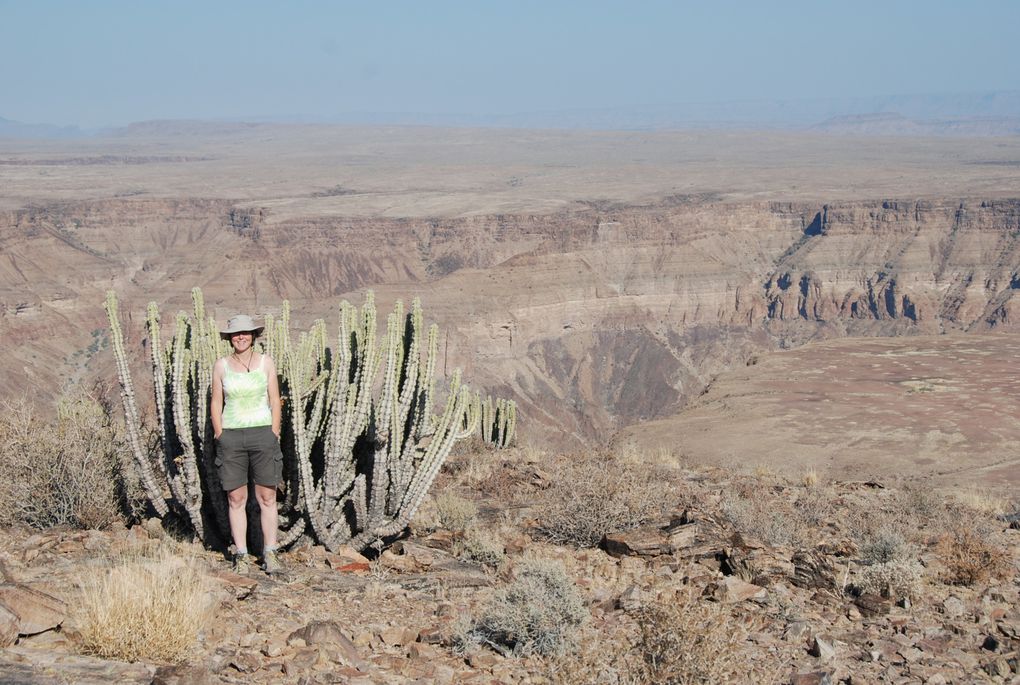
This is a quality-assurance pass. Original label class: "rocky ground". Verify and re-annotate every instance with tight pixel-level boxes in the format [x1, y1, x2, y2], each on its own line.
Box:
[0, 444, 1017, 684]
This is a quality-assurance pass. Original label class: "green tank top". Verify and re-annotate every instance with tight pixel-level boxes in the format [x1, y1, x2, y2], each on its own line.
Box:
[221, 355, 273, 429]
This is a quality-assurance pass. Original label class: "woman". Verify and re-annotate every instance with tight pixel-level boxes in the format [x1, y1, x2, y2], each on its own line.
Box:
[210, 314, 284, 575]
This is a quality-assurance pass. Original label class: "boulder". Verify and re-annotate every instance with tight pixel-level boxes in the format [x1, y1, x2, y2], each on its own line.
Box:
[941, 596, 966, 619]
[704, 576, 767, 603]
[325, 545, 370, 570]
[791, 671, 832, 685]
[288, 621, 364, 669]
[152, 664, 214, 685]
[854, 593, 891, 618]
[809, 635, 836, 661]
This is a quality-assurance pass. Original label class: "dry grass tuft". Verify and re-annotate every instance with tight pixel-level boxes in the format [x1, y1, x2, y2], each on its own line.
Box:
[934, 527, 1013, 586]
[77, 546, 212, 663]
[433, 492, 478, 532]
[751, 463, 778, 480]
[535, 450, 679, 548]
[951, 487, 1009, 518]
[0, 391, 132, 529]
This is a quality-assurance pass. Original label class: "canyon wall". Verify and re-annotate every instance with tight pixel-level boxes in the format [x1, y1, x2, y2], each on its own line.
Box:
[3, 197, 1019, 445]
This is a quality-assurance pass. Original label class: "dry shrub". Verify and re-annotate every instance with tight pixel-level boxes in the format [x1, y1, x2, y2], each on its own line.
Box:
[719, 490, 808, 548]
[891, 485, 956, 537]
[550, 592, 755, 685]
[858, 524, 911, 564]
[791, 485, 836, 529]
[856, 559, 924, 600]
[0, 391, 129, 529]
[457, 526, 506, 567]
[535, 450, 677, 547]
[466, 446, 552, 505]
[409, 494, 440, 534]
[459, 557, 588, 657]
[77, 546, 212, 662]
[433, 492, 478, 532]
[443, 447, 497, 489]
[934, 528, 1013, 586]
[630, 594, 740, 684]
[547, 625, 639, 685]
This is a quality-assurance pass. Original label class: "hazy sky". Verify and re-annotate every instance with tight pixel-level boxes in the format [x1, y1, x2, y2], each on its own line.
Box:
[2, 0, 1018, 128]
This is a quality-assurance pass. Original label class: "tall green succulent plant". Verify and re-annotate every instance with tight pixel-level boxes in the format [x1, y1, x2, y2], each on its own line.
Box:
[476, 393, 517, 449]
[105, 288, 481, 552]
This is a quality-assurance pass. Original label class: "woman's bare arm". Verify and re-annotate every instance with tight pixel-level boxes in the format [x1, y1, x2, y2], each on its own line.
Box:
[210, 358, 225, 438]
[265, 355, 282, 438]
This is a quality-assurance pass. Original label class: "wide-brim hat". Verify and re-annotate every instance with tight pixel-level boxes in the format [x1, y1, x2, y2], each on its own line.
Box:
[219, 314, 265, 339]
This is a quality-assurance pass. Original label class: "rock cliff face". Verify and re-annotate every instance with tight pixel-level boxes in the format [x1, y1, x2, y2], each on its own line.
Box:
[3, 197, 1019, 445]
[763, 200, 1020, 337]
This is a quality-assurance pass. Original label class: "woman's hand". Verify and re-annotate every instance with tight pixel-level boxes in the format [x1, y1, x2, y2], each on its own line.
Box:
[272, 426, 280, 439]
[214, 430, 222, 440]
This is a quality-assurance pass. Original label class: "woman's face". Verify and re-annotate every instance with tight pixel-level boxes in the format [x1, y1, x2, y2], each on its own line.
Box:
[230, 331, 254, 354]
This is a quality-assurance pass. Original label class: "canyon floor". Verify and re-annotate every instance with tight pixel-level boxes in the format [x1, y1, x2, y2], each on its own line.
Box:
[620, 333, 1020, 489]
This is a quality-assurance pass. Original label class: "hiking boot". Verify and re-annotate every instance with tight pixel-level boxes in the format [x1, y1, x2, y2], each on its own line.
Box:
[232, 552, 253, 575]
[263, 549, 284, 575]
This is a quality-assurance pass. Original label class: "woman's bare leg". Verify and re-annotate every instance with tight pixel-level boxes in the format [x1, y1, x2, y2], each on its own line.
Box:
[254, 484, 278, 550]
[226, 484, 249, 552]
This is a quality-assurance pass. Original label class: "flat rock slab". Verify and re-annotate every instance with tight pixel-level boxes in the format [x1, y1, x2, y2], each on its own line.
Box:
[0, 604, 19, 647]
[705, 576, 768, 603]
[0, 646, 154, 684]
[603, 522, 699, 558]
[0, 583, 67, 636]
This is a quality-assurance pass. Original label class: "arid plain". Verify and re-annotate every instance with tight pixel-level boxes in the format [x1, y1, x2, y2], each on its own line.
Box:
[4, 125, 1020, 682]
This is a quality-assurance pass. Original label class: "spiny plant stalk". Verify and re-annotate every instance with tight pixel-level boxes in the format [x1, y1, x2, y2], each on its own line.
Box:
[105, 288, 481, 552]
[475, 393, 517, 449]
[104, 292, 168, 516]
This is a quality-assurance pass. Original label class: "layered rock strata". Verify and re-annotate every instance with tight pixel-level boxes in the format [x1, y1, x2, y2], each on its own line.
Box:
[3, 198, 1019, 445]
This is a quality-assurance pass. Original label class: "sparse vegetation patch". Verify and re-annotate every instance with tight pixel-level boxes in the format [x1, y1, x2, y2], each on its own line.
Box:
[458, 557, 588, 656]
[0, 390, 128, 530]
[77, 546, 212, 663]
[535, 450, 677, 547]
[935, 527, 1013, 586]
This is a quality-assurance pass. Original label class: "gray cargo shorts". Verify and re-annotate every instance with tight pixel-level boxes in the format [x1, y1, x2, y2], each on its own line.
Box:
[214, 425, 283, 491]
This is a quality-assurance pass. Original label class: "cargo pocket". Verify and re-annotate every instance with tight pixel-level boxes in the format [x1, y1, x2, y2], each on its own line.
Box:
[272, 449, 284, 484]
